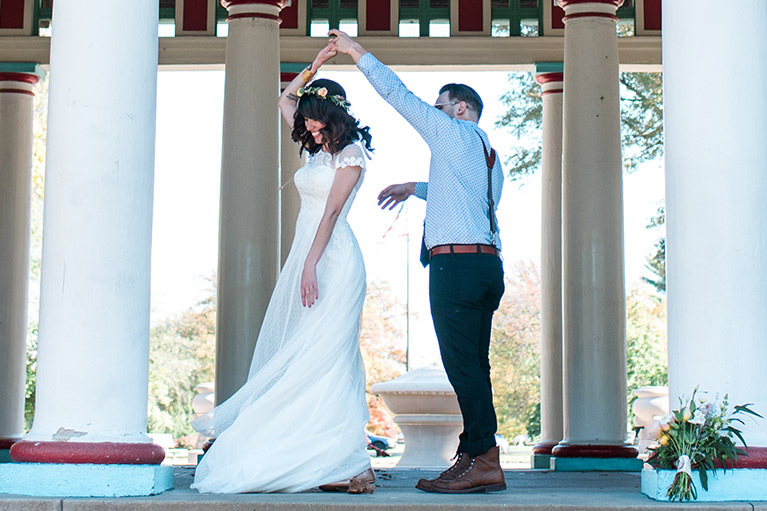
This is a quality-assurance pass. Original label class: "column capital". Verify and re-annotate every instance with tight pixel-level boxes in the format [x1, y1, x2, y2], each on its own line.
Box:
[221, 0, 288, 22]
[535, 63, 564, 96]
[556, 0, 622, 22]
[0, 62, 45, 96]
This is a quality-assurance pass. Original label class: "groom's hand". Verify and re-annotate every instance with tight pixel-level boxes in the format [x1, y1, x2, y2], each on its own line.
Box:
[378, 182, 416, 210]
[328, 29, 368, 63]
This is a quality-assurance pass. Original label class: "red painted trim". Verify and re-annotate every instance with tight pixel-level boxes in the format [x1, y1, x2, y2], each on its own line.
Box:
[533, 442, 557, 455]
[182, 0, 209, 31]
[0, 89, 35, 96]
[551, 5, 565, 30]
[0, 0, 26, 29]
[0, 72, 40, 85]
[642, 0, 661, 31]
[366, 0, 391, 32]
[563, 12, 618, 22]
[458, 0, 483, 32]
[540, 89, 564, 96]
[0, 438, 21, 450]
[558, 0, 623, 7]
[10, 441, 166, 465]
[535, 72, 564, 85]
[551, 443, 639, 459]
[727, 447, 767, 469]
[280, 0, 299, 30]
[227, 12, 281, 22]
[221, 0, 284, 9]
[280, 72, 299, 83]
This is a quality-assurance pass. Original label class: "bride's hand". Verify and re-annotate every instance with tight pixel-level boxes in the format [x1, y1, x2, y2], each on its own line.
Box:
[312, 43, 337, 71]
[301, 264, 319, 308]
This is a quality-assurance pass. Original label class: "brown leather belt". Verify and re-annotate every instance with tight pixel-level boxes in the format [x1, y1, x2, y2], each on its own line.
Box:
[430, 244, 500, 258]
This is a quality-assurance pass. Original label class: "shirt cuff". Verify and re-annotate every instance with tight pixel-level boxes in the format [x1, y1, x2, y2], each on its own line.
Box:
[413, 182, 428, 200]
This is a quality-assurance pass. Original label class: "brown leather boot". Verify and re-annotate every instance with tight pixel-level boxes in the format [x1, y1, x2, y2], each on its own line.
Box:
[429, 446, 506, 494]
[415, 452, 472, 491]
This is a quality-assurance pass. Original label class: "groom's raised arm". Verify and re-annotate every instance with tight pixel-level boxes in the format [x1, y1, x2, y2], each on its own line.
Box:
[329, 30, 453, 146]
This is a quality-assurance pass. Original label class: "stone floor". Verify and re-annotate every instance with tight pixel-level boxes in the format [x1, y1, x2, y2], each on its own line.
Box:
[2, 467, 767, 511]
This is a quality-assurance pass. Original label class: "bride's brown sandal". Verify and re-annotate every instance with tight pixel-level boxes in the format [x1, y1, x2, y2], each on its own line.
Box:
[319, 468, 375, 494]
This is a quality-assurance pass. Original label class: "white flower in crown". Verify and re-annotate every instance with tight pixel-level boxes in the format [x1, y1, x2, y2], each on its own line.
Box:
[316, 87, 328, 98]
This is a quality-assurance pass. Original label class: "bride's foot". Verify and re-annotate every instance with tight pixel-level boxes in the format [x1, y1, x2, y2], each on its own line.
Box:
[348, 468, 375, 494]
[318, 468, 375, 494]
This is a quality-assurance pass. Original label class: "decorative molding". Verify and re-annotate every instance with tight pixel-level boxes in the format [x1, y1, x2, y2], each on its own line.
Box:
[0, 0, 34, 36]
[635, 0, 661, 36]
[359, 0, 399, 36]
[10, 441, 166, 465]
[0, 35, 663, 68]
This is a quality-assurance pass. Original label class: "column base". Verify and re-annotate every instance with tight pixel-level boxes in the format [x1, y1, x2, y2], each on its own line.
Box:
[0, 463, 174, 497]
[10, 440, 165, 465]
[0, 450, 11, 463]
[551, 456, 643, 472]
[0, 438, 20, 464]
[532, 453, 552, 469]
[642, 468, 767, 501]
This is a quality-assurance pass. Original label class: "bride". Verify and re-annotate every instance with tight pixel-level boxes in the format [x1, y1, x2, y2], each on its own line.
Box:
[191, 43, 375, 494]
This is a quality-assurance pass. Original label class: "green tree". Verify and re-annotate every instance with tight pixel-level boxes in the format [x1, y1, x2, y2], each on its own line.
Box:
[495, 71, 663, 180]
[147, 282, 216, 442]
[643, 205, 666, 293]
[625, 287, 668, 396]
[490, 261, 541, 440]
[359, 281, 407, 437]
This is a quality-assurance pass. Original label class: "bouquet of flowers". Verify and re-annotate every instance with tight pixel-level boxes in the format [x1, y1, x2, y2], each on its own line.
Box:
[645, 387, 761, 501]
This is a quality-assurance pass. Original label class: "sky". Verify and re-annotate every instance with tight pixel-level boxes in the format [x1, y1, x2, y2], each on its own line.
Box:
[151, 67, 665, 368]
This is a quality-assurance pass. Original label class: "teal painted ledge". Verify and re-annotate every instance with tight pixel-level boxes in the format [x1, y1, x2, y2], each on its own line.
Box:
[551, 456, 643, 472]
[642, 468, 767, 502]
[0, 463, 173, 497]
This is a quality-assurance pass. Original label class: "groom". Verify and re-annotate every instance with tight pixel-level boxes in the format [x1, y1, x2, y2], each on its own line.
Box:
[330, 31, 506, 494]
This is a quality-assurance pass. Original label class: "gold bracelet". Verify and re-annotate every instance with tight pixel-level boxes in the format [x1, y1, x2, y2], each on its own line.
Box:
[301, 67, 316, 83]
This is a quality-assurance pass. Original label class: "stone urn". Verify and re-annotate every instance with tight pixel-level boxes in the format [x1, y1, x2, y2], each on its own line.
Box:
[632, 385, 669, 454]
[371, 365, 463, 468]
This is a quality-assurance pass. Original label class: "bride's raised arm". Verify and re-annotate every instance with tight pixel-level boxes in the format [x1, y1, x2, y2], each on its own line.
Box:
[278, 43, 338, 129]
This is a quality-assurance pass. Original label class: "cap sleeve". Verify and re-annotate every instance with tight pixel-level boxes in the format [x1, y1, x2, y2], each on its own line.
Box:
[334, 143, 365, 171]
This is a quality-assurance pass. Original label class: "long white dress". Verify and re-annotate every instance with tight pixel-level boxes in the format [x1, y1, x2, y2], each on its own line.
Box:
[191, 143, 370, 493]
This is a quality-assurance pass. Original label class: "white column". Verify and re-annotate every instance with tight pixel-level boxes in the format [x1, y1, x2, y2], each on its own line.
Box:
[553, 0, 636, 462]
[0, 67, 40, 453]
[280, 70, 304, 269]
[11, 0, 163, 464]
[533, 65, 564, 465]
[216, 0, 284, 404]
[664, 0, 767, 454]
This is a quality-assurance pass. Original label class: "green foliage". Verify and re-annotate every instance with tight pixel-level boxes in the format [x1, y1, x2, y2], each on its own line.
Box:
[495, 73, 542, 182]
[643, 204, 666, 293]
[495, 71, 664, 181]
[490, 261, 541, 440]
[619, 73, 663, 172]
[359, 281, 407, 437]
[647, 389, 762, 501]
[147, 285, 216, 439]
[625, 287, 668, 397]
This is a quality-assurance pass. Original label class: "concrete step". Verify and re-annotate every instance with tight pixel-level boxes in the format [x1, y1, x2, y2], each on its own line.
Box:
[2, 468, 767, 510]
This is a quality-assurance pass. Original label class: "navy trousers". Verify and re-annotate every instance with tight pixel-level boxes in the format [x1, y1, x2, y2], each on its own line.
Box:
[428, 251, 505, 457]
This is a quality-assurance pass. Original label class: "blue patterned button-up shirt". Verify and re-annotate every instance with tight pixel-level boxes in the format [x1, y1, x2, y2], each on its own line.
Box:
[357, 52, 504, 250]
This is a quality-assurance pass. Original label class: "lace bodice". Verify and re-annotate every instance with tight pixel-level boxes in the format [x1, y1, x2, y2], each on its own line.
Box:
[293, 143, 366, 219]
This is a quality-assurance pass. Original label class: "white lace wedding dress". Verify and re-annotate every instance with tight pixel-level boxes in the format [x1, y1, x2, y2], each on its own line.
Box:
[191, 143, 370, 493]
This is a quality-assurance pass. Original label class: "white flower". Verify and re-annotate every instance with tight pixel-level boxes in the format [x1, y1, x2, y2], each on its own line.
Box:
[698, 402, 714, 417]
[689, 409, 706, 425]
[645, 420, 662, 440]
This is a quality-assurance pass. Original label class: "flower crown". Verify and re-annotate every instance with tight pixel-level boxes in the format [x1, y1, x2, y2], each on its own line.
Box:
[296, 85, 351, 111]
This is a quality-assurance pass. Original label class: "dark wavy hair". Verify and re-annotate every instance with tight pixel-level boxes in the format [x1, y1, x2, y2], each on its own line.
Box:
[292, 78, 373, 156]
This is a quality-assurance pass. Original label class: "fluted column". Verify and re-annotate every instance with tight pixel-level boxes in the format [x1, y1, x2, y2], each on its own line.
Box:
[0, 0, 173, 497]
[279, 69, 304, 269]
[552, 0, 638, 469]
[665, 0, 767, 466]
[532, 64, 564, 469]
[0, 65, 42, 461]
[216, 0, 286, 404]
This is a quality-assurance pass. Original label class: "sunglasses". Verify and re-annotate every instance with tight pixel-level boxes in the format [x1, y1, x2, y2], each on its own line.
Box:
[434, 101, 458, 111]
